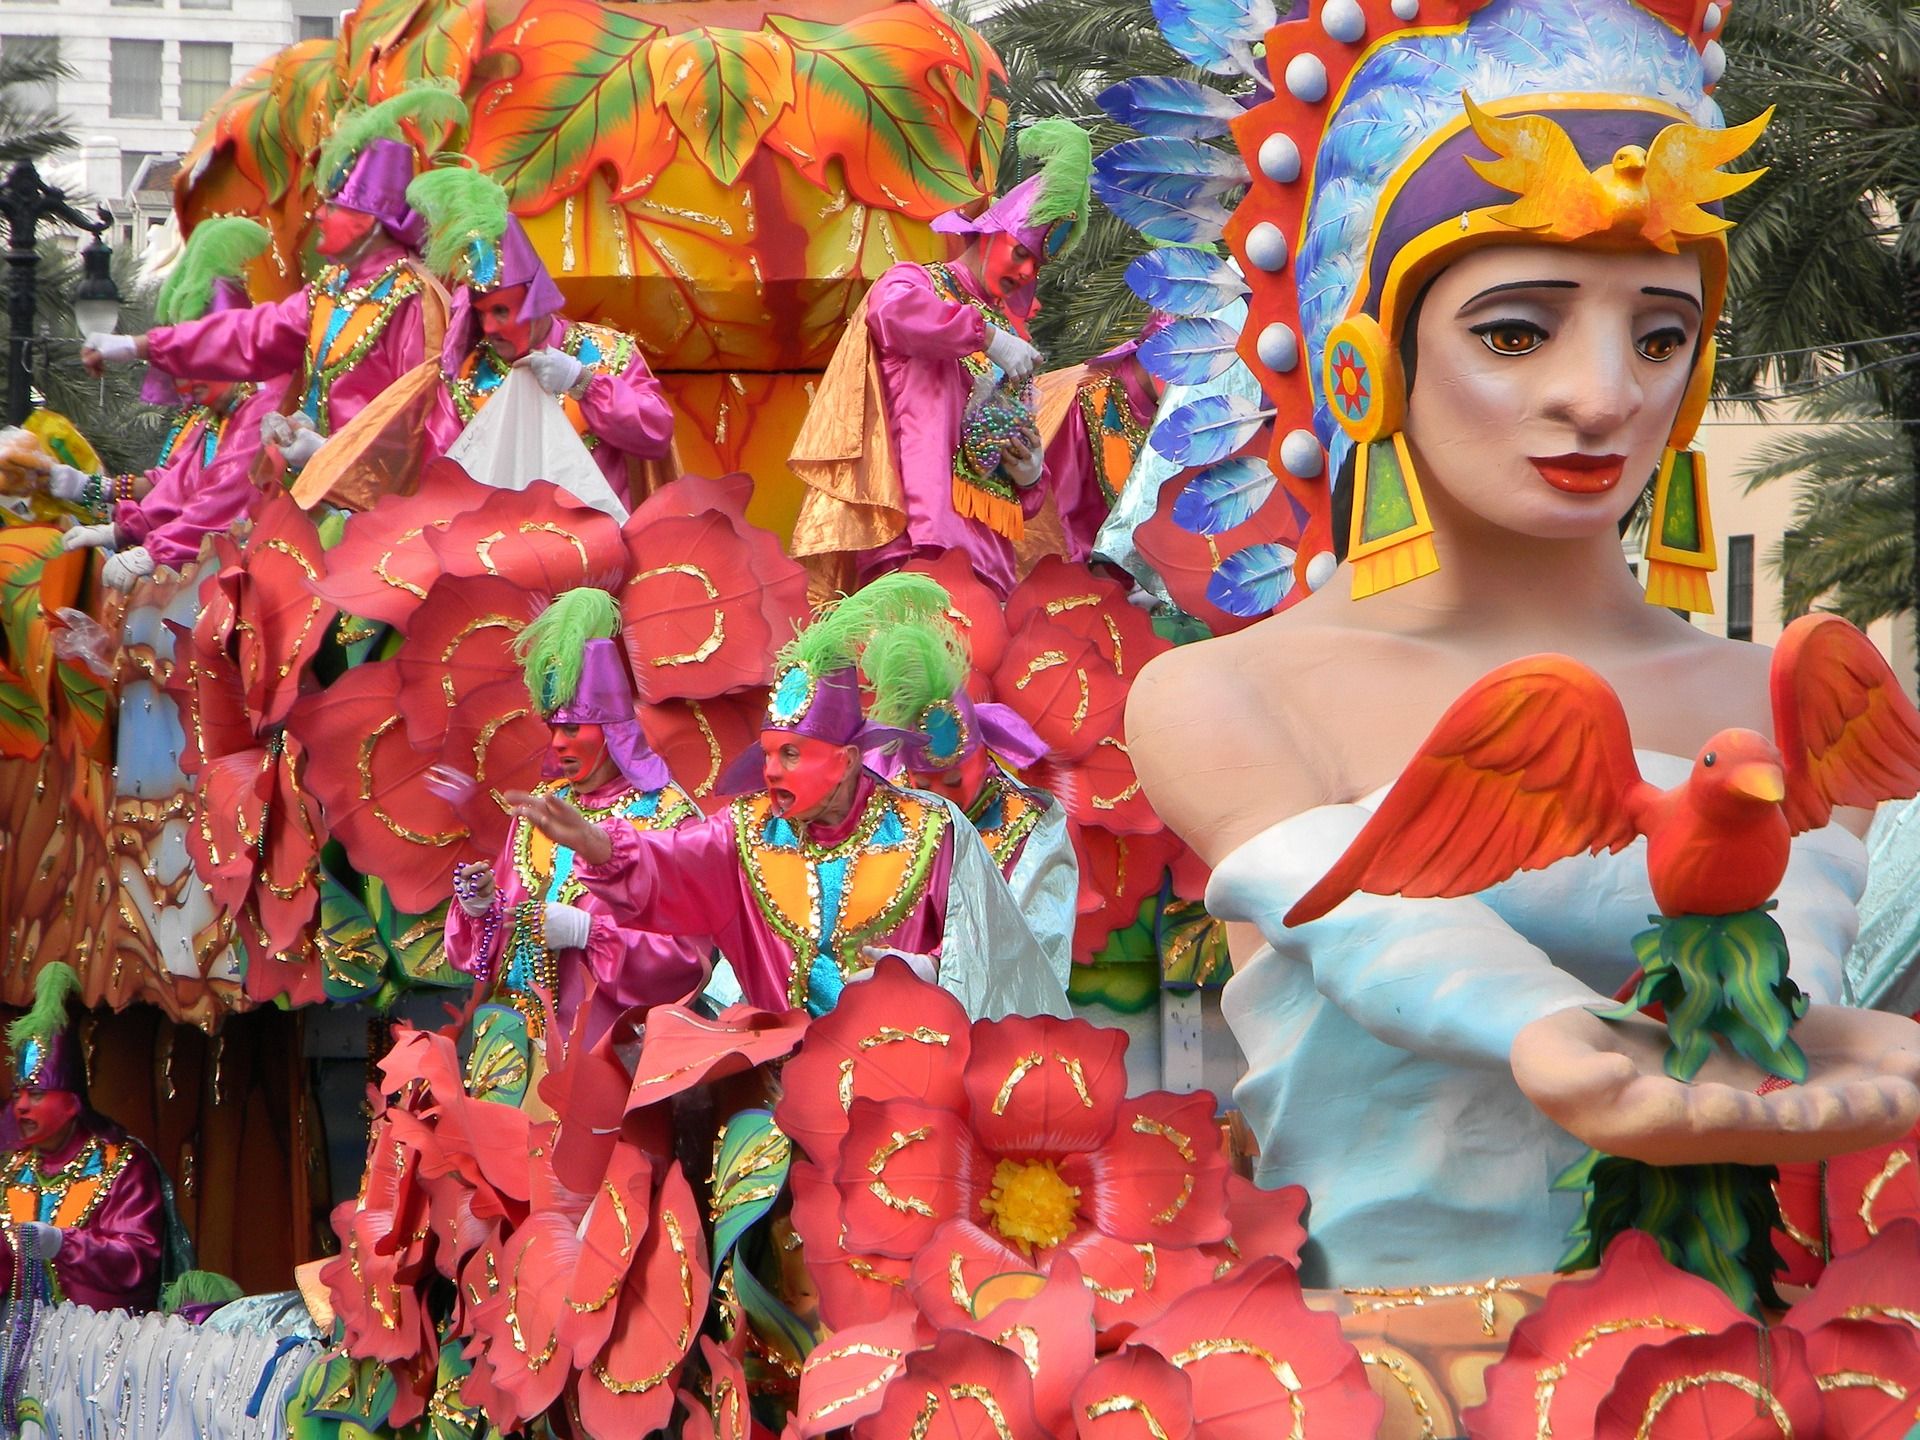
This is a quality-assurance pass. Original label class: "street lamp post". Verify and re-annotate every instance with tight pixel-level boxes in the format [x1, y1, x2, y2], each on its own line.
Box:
[0, 160, 118, 427]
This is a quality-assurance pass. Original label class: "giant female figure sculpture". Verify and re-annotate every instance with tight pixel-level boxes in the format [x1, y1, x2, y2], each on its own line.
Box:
[1127, 0, 1920, 1288]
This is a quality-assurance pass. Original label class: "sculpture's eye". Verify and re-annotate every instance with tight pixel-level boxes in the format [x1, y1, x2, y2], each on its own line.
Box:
[1703, 752, 1716, 768]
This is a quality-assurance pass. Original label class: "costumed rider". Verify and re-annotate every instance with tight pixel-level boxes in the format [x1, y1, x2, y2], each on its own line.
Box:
[445, 588, 709, 1105]
[0, 964, 166, 1313]
[789, 120, 1094, 600]
[862, 613, 1077, 987]
[401, 167, 676, 507]
[509, 574, 1070, 1022]
[55, 218, 289, 590]
[82, 82, 465, 474]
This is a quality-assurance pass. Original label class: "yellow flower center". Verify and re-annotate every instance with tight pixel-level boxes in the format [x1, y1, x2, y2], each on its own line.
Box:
[979, 1157, 1080, 1254]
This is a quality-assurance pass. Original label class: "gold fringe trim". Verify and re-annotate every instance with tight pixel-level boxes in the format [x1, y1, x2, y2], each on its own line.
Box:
[952, 478, 1025, 543]
[1349, 532, 1438, 600]
[1644, 557, 1714, 614]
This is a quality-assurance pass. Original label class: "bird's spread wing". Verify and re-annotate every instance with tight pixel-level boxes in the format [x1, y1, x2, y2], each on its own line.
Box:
[1773, 613, 1920, 834]
[1639, 108, 1770, 253]
[1461, 93, 1611, 237]
[1285, 656, 1651, 926]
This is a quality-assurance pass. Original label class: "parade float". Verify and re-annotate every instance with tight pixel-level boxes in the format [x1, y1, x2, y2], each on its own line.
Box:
[0, 0, 1913, 1435]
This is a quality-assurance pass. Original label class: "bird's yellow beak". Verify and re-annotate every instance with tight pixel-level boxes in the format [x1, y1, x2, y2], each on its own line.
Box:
[1727, 761, 1785, 804]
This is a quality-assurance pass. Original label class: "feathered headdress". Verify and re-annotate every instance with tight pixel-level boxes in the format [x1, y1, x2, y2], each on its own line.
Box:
[316, 81, 468, 199]
[863, 602, 1050, 772]
[153, 217, 269, 326]
[933, 117, 1095, 259]
[8, 961, 84, 1092]
[514, 587, 671, 791]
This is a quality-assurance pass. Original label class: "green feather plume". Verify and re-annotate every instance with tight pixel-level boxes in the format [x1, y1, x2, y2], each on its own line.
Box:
[406, 167, 509, 283]
[778, 573, 951, 679]
[1017, 117, 1093, 257]
[316, 80, 468, 198]
[515, 587, 621, 716]
[7, 962, 79, 1051]
[154, 217, 270, 326]
[862, 615, 968, 728]
[160, 1269, 244, 1314]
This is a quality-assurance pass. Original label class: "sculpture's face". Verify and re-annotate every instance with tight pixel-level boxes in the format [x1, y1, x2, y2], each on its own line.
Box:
[908, 746, 990, 810]
[761, 732, 856, 820]
[314, 202, 378, 259]
[11, 1087, 80, 1153]
[477, 283, 537, 361]
[548, 722, 612, 787]
[1402, 243, 1703, 540]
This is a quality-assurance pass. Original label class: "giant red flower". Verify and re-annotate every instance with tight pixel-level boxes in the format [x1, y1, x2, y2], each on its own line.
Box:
[777, 959, 1235, 1339]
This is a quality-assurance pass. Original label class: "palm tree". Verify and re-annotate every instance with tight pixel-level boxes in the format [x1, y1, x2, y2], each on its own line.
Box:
[1717, 0, 1920, 675]
[977, 0, 1243, 364]
[0, 45, 163, 472]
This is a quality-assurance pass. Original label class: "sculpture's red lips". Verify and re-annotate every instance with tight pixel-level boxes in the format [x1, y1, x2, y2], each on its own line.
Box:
[1531, 453, 1626, 493]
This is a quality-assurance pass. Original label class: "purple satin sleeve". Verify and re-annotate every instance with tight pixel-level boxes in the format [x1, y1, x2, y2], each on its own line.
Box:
[577, 353, 674, 461]
[866, 265, 987, 360]
[113, 416, 209, 548]
[51, 1143, 166, 1313]
[125, 379, 288, 569]
[147, 288, 311, 388]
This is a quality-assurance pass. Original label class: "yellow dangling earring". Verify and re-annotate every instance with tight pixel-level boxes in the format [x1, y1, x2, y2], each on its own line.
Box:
[1323, 315, 1438, 600]
[1642, 338, 1718, 613]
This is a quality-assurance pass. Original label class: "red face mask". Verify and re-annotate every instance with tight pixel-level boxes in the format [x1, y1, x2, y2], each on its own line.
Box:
[177, 378, 238, 412]
[12, 1088, 81, 1154]
[548, 722, 612, 786]
[761, 732, 854, 820]
[981, 232, 1039, 303]
[908, 746, 991, 810]
[314, 203, 379, 260]
[477, 283, 535, 361]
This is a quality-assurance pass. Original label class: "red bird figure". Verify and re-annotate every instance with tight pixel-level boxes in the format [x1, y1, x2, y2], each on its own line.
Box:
[1286, 614, 1920, 928]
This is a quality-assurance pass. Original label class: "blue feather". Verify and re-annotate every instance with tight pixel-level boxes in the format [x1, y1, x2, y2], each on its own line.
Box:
[1125, 248, 1248, 316]
[1097, 76, 1243, 138]
[1148, 394, 1271, 468]
[1095, 138, 1248, 198]
[1092, 179, 1233, 245]
[1171, 455, 1277, 534]
[1139, 315, 1241, 386]
[1207, 541, 1296, 617]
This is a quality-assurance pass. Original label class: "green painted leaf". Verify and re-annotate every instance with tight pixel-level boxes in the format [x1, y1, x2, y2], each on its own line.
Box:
[367, 875, 457, 987]
[646, 27, 796, 186]
[316, 873, 386, 1003]
[0, 668, 47, 760]
[1158, 897, 1232, 988]
[710, 1109, 792, 1269]
[733, 1253, 817, 1368]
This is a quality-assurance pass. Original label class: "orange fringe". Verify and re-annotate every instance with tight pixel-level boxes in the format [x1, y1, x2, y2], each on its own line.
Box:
[953, 478, 1025, 542]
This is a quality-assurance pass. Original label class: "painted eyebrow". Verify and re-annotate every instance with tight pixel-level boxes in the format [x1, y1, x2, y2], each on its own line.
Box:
[1455, 279, 1578, 315]
[1642, 286, 1703, 313]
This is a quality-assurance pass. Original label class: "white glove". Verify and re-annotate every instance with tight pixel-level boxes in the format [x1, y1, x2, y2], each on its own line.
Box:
[856, 946, 939, 985]
[60, 523, 118, 553]
[101, 547, 156, 591]
[16, 1222, 63, 1262]
[544, 902, 591, 952]
[47, 463, 92, 502]
[276, 428, 326, 469]
[983, 326, 1042, 385]
[85, 333, 138, 366]
[523, 348, 586, 397]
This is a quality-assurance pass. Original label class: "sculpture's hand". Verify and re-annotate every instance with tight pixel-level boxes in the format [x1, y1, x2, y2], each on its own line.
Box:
[504, 790, 612, 864]
[1512, 1004, 1920, 1166]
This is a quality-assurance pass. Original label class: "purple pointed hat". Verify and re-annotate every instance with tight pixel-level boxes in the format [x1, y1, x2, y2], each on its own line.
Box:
[141, 277, 252, 404]
[539, 638, 671, 792]
[330, 137, 428, 250]
[8, 963, 86, 1095]
[900, 687, 1049, 774]
[442, 217, 568, 371]
[712, 663, 914, 796]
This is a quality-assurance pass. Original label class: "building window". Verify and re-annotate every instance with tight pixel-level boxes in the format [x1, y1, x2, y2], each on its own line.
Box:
[2, 36, 58, 113]
[110, 39, 162, 119]
[180, 0, 235, 9]
[298, 14, 336, 39]
[178, 42, 231, 122]
[111, 0, 164, 8]
[1727, 534, 1754, 642]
